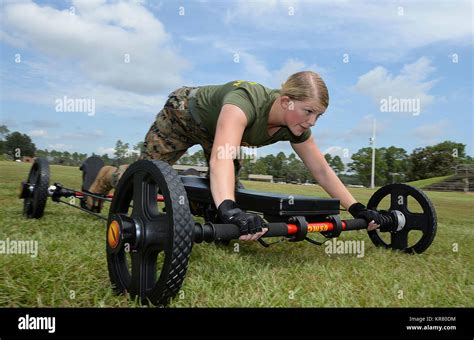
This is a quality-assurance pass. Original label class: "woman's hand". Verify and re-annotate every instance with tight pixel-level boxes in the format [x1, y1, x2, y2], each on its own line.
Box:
[367, 220, 380, 231]
[217, 199, 268, 241]
[239, 227, 268, 241]
[349, 202, 382, 231]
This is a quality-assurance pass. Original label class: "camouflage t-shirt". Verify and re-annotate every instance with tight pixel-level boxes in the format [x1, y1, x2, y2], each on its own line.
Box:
[192, 80, 311, 147]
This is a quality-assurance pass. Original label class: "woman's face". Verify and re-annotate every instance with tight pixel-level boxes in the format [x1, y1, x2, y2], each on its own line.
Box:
[282, 97, 324, 136]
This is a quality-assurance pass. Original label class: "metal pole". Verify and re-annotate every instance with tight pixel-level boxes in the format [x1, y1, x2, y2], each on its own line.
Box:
[371, 118, 376, 189]
[57, 199, 108, 221]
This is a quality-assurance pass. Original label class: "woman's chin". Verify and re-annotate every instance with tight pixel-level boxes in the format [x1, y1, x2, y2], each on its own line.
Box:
[290, 126, 305, 136]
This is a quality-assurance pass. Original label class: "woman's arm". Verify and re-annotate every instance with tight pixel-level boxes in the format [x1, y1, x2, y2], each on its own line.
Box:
[210, 104, 268, 240]
[209, 104, 248, 208]
[291, 136, 380, 230]
[290, 135, 358, 210]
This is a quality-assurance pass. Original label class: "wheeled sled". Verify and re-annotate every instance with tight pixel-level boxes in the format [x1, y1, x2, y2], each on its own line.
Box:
[19, 157, 437, 306]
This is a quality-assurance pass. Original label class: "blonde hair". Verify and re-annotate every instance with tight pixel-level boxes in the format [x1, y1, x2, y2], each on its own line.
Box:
[280, 71, 329, 113]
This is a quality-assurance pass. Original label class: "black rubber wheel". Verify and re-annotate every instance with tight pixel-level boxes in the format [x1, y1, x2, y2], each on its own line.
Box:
[367, 183, 437, 254]
[106, 160, 194, 306]
[20, 158, 49, 219]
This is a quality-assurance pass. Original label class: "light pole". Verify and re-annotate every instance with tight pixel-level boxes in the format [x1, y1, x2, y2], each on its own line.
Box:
[369, 118, 376, 189]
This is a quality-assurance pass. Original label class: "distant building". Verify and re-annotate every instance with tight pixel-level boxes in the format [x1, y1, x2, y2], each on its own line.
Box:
[248, 174, 273, 182]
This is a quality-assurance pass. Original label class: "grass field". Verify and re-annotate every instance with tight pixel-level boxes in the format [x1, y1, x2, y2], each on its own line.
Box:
[406, 175, 453, 189]
[0, 160, 473, 307]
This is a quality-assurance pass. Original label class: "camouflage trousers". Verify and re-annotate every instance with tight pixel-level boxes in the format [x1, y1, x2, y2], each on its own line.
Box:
[111, 86, 243, 187]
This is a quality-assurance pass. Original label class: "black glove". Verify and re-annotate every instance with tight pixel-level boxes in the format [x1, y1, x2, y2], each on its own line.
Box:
[348, 202, 382, 226]
[217, 199, 265, 235]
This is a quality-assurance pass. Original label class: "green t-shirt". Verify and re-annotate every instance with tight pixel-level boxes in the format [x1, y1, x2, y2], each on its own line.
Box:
[193, 80, 311, 147]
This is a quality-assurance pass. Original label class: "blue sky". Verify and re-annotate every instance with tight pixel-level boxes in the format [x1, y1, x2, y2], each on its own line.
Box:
[1, 0, 472, 165]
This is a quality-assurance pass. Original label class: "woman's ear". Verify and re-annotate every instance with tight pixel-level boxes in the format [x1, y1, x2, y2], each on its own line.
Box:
[280, 96, 291, 110]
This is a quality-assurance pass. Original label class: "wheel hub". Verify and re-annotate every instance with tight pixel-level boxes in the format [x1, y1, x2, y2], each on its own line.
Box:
[107, 214, 140, 251]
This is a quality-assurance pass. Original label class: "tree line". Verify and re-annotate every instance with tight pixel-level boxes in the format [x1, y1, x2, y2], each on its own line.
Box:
[176, 141, 473, 186]
[1, 124, 472, 186]
[0, 125, 144, 166]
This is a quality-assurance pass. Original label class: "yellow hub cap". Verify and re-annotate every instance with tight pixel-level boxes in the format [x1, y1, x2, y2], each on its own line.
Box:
[107, 220, 121, 249]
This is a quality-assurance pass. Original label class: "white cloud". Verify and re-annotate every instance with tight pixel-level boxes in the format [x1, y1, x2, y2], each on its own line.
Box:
[223, 1, 473, 61]
[25, 129, 102, 141]
[2, 60, 168, 115]
[96, 145, 138, 157]
[411, 120, 449, 144]
[224, 0, 296, 26]
[25, 120, 61, 128]
[48, 143, 73, 151]
[272, 59, 306, 87]
[25, 128, 102, 141]
[322, 145, 353, 167]
[323, 145, 349, 158]
[29, 129, 48, 137]
[96, 146, 115, 157]
[218, 46, 328, 88]
[62, 130, 104, 140]
[256, 141, 295, 159]
[240, 52, 272, 84]
[341, 115, 387, 143]
[126, 148, 140, 157]
[210, 36, 329, 86]
[353, 57, 437, 113]
[2, 0, 190, 94]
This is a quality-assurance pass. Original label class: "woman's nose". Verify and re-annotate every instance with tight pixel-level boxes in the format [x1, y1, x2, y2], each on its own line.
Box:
[306, 114, 317, 127]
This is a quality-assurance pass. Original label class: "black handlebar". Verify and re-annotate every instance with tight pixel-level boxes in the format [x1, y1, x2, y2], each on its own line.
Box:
[215, 222, 289, 240]
[343, 218, 369, 230]
[193, 218, 371, 243]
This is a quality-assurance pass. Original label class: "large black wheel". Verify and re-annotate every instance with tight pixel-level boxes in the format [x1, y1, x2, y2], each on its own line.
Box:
[106, 160, 194, 306]
[367, 183, 437, 254]
[19, 158, 49, 219]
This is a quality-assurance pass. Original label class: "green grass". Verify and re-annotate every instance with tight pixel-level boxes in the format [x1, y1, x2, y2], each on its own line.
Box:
[405, 175, 453, 189]
[0, 161, 473, 307]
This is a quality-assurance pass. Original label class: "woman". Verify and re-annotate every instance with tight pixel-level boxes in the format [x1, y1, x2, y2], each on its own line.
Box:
[88, 71, 382, 240]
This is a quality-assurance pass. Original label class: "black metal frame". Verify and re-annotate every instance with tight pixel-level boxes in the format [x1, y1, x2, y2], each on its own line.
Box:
[21, 159, 436, 253]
